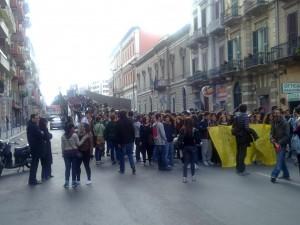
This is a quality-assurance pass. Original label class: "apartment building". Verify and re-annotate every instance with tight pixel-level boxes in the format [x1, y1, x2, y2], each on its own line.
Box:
[0, 0, 41, 133]
[136, 25, 192, 113]
[111, 27, 161, 111]
[88, 80, 111, 96]
[188, 0, 300, 112]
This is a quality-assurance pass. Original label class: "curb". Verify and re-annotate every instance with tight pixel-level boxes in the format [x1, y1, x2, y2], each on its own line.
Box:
[2, 130, 26, 142]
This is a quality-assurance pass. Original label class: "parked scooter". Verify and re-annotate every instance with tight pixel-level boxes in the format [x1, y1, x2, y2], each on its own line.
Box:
[0, 139, 31, 176]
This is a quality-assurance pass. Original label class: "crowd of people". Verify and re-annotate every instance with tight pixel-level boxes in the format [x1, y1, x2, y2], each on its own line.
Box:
[26, 103, 300, 187]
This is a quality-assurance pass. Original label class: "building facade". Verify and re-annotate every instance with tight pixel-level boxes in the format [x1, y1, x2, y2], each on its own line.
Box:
[136, 25, 193, 113]
[88, 80, 111, 96]
[0, 0, 42, 136]
[111, 27, 161, 111]
[188, 0, 300, 112]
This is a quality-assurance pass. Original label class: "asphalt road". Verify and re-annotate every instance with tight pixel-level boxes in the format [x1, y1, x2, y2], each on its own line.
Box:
[0, 130, 300, 225]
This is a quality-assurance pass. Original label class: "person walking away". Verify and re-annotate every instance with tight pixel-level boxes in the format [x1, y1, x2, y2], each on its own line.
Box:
[198, 112, 213, 166]
[270, 109, 291, 183]
[39, 118, 53, 181]
[140, 116, 154, 166]
[179, 118, 198, 183]
[232, 104, 252, 176]
[61, 123, 88, 188]
[163, 115, 176, 167]
[77, 123, 93, 185]
[93, 116, 105, 165]
[115, 111, 136, 174]
[134, 115, 142, 162]
[104, 114, 118, 164]
[153, 113, 170, 171]
[27, 114, 44, 185]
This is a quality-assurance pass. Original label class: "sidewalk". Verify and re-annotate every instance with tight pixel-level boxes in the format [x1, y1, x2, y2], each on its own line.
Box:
[0, 126, 26, 141]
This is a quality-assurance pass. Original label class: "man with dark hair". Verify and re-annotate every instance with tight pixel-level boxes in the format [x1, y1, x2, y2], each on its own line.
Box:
[27, 114, 44, 185]
[270, 109, 290, 183]
[116, 111, 136, 174]
[232, 104, 251, 176]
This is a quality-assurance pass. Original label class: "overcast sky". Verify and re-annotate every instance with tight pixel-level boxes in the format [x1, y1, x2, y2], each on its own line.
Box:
[27, 0, 191, 104]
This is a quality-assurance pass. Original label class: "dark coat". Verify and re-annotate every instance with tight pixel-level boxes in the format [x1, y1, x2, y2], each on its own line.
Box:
[271, 118, 290, 147]
[27, 120, 44, 157]
[40, 127, 53, 164]
[115, 118, 135, 145]
[104, 121, 117, 143]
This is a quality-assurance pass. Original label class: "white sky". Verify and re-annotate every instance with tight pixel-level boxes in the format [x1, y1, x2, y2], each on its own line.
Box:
[27, 0, 191, 105]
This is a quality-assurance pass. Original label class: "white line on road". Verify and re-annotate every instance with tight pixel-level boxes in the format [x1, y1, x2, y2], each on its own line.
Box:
[255, 172, 300, 187]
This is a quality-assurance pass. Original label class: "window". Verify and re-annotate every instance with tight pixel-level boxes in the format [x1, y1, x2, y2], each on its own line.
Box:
[253, 27, 268, 55]
[142, 71, 146, 90]
[192, 57, 198, 73]
[193, 16, 198, 31]
[182, 88, 187, 111]
[233, 82, 242, 109]
[287, 12, 298, 42]
[201, 8, 207, 34]
[202, 53, 208, 72]
[219, 45, 225, 65]
[227, 37, 241, 61]
[215, 0, 219, 19]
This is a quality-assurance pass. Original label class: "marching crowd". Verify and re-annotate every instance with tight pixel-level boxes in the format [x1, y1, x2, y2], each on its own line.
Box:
[26, 104, 300, 187]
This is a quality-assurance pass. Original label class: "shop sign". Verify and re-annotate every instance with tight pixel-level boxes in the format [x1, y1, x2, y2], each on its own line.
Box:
[287, 93, 300, 102]
[282, 83, 300, 93]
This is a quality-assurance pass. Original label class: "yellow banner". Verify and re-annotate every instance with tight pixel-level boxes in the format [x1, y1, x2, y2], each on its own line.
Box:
[208, 125, 276, 168]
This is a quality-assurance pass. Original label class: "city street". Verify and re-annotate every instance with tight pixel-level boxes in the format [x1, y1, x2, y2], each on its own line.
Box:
[0, 130, 300, 225]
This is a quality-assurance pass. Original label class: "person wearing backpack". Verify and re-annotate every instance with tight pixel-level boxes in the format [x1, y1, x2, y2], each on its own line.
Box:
[153, 113, 170, 171]
[104, 114, 118, 164]
[179, 117, 198, 183]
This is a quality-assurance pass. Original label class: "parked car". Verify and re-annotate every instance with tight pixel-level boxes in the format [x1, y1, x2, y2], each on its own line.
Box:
[49, 117, 63, 130]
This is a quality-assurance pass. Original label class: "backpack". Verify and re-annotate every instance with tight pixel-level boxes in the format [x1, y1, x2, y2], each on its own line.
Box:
[152, 125, 159, 140]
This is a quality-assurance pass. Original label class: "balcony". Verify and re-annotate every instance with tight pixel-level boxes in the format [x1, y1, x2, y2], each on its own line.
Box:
[0, 19, 9, 38]
[220, 60, 242, 76]
[10, 0, 24, 20]
[224, 5, 242, 27]
[154, 79, 168, 91]
[208, 16, 225, 36]
[271, 37, 300, 64]
[188, 70, 208, 86]
[0, 0, 9, 8]
[187, 28, 208, 48]
[11, 45, 25, 64]
[12, 27, 25, 43]
[244, 0, 269, 17]
[0, 48, 9, 71]
[244, 52, 271, 71]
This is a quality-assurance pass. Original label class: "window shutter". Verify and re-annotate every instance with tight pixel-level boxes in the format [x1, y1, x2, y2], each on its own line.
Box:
[228, 40, 233, 61]
[263, 27, 268, 53]
[253, 31, 258, 55]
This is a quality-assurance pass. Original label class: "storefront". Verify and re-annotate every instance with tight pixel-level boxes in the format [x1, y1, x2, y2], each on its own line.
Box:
[282, 83, 300, 111]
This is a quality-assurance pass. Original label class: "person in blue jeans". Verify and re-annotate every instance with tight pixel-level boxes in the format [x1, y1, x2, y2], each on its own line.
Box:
[163, 115, 176, 167]
[115, 111, 136, 174]
[153, 113, 171, 171]
[270, 109, 290, 183]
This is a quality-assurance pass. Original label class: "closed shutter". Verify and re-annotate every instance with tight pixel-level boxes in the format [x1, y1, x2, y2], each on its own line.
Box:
[287, 12, 298, 42]
[228, 40, 233, 61]
[253, 31, 258, 55]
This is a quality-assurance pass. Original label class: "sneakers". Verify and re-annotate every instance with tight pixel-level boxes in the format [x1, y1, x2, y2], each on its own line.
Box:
[183, 177, 187, 183]
[203, 161, 209, 167]
[86, 180, 92, 185]
[132, 167, 136, 175]
[72, 182, 78, 188]
[270, 177, 276, 183]
[192, 176, 196, 182]
[64, 182, 70, 189]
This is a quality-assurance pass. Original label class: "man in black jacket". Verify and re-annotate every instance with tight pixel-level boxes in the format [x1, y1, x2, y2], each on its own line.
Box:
[115, 111, 136, 174]
[232, 104, 251, 176]
[27, 114, 44, 185]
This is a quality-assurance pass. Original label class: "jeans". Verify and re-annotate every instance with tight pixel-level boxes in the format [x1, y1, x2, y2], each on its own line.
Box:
[165, 142, 174, 166]
[271, 148, 290, 178]
[156, 145, 168, 170]
[107, 141, 117, 162]
[77, 154, 91, 181]
[95, 144, 104, 161]
[119, 143, 135, 172]
[236, 143, 247, 173]
[201, 139, 212, 163]
[64, 154, 77, 183]
[183, 146, 197, 177]
[29, 155, 39, 184]
[152, 145, 158, 161]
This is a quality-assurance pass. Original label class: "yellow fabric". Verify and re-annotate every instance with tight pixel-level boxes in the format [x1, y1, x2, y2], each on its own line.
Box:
[208, 125, 276, 168]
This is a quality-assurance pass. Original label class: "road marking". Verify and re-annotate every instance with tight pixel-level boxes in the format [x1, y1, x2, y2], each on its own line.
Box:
[255, 172, 300, 187]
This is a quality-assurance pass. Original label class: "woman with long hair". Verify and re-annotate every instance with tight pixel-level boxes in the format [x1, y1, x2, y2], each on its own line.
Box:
[61, 123, 88, 188]
[179, 117, 198, 183]
[77, 123, 93, 185]
[39, 117, 53, 181]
